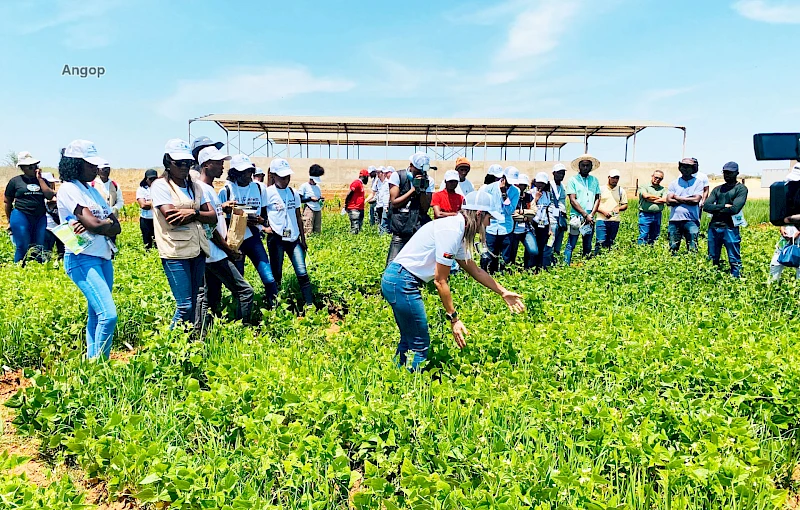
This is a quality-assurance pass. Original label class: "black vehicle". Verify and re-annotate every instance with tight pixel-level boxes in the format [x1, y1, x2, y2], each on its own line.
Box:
[754, 133, 800, 225]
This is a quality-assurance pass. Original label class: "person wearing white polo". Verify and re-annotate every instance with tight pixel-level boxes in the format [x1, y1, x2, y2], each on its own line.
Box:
[299, 174, 323, 235]
[382, 190, 525, 371]
[194, 147, 254, 330]
[265, 158, 313, 306]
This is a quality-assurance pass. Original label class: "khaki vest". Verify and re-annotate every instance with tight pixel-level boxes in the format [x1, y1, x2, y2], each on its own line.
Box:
[152, 178, 210, 260]
[92, 178, 120, 209]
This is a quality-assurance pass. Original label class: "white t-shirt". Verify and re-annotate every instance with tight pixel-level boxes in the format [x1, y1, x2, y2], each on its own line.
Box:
[218, 181, 264, 241]
[56, 181, 114, 260]
[695, 172, 710, 190]
[298, 182, 323, 212]
[377, 179, 390, 208]
[393, 214, 468, 282]
[150, 178, 208, 209]
[265, 185, 301, 242]
[439, 178, 475, 196]
[198, 181, 228, 264]
[136, 186, 153, 219]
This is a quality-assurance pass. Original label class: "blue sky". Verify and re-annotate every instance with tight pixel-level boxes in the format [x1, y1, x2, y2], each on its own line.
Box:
[1, 0, 798, 173]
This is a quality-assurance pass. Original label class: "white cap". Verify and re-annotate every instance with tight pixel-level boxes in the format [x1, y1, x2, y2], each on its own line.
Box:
[608, 169, 621, 178]
[518, 174, 531, 187]
[97, 158, 110, 170]
[385, 166, 395, 173]
[64, 140, 105, 166]
[444, 170, 460, 182]
[504, 166, 520, 185]
[368, 165, 376, 173]
[487, 164, 504, 178]
[787, 163, 800, 182]
[16, 151, 40, 167]
[40, 172, 59, 182]
[376, 166, 386, 173]
[230, 154, 255, 171]
[269, 158, 294, 177]
[254, 167, 265, 176]
[463, 190, 503, 221]
[410, 152, 431, 171]
[311, 176, 322, 184]
[198, 147, 231, 166]
[534, 172, 550, 184]
[164, 139, 193, 161]
[552, 163, 567, 173]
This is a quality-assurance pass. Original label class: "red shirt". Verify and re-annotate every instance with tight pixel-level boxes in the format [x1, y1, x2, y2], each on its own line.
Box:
[431, 189, 464, 214]
[346, 179, 365, 210]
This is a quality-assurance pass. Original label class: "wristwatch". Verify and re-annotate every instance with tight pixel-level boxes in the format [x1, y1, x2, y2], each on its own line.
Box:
[445, 310, 459, 323]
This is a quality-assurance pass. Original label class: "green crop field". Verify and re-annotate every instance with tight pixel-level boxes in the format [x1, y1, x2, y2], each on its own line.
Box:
[3, 200, 800, 509]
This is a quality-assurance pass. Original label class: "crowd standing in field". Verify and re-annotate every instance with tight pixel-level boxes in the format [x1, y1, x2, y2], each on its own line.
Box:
[7, 137, 800, 366]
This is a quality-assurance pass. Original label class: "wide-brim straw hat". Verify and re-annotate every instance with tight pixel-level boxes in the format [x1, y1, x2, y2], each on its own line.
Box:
[570, 154, 600, 172]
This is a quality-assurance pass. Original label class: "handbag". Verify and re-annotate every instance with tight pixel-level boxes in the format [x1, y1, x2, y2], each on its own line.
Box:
[777, 239, 800, 268]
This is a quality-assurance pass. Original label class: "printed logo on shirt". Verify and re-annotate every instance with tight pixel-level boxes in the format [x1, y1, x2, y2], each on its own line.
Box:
[443, 252, 454, 259]
[26, 184, 41, 192]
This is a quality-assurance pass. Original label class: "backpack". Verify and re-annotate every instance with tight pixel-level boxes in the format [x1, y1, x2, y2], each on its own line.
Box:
[386, 169, 430, 236]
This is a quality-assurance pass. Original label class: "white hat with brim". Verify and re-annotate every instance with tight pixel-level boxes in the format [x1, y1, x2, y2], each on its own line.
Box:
[16, 151, 40, 167]
[230, 154, 255, 172]
[311, 176, 322, 184]
[552, 163, 567, 174]
[198, 147, 232, 166]
[787, 163, 800, 182]
[518, 174, 531, 187]
[608, 169, 621, 178]
[64, 140, 105, 166]
[487, 164, 504, 178]
[269, 158, 294, 177]
[534, 172, 549, 184]
[40, 172, 59, 183]
[97, 158, 111, 170]
[254, 167, 265, 176]
[164, 139, 194, 161]
[571, 154, 600, 172]
[444, 170, 460, 182]
[463, 190, 504, 221]
[504, 166, 520, 185]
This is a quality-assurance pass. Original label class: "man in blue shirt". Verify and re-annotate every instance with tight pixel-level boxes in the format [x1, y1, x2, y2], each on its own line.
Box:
[480, 165, 520, 274]
[564, 155, 601, 265]
[667, 158, 704, 253]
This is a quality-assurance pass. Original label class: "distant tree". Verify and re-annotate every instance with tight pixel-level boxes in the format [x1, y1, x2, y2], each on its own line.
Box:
[3, 150, 17, 167]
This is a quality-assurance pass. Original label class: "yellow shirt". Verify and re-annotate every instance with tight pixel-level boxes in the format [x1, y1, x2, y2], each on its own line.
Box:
[596, 185, 628, 222]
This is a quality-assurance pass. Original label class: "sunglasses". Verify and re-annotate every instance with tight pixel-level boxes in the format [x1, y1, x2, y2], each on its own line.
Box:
[173, 160, 193, 169]
[653, 176, 663, 181]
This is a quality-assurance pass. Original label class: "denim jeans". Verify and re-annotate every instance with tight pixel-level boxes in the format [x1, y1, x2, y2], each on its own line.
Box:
[480, 233, 510, 274]
[162, 255, 205, 329]
[594, 220, 621, 253]
[235, 235, 278, 304]
[564, 222, 594, 266]
[65, 253, 117, 359]
[510, 231, 538, 269]
[668, 220, 699, 253]
[197, 258, 254, 331]
[140, 217, 155, 250]
[386, 233, 412, 266]
[381, 262, 430, 371]
[347, 209, 364, 234]
[707, 226, 742, 277]
[267, 235, 314, 306]
[637, 211, 662, 245]
[9, 209, 47, 264]
[544, 224, 566, 267]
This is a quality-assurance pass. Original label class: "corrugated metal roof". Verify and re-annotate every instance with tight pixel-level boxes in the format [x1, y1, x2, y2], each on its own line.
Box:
[257, 132, 582, 148]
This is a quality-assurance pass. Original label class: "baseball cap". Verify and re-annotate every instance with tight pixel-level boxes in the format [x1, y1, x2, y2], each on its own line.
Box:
[144, 169, 158, 179]
[191, 136, 223, 156]
[487, 164, 504, 178]
[269, 158, 294, 177]
[608, 169, 621, 178]
[455, 157, 471, 170]
[518, 174, 531, 187]
[552, 163, 567, 174]
[444, 170, 460, 182]
[16, 151, 40, 167]
[164, 139, 194, 161]
[368, 165, 376, 174]
[230, 154, 255, 171]
[679, 157, 698, 167]
[254, 167, 265, 176]
[463, 190, 503, 221]
[410, 152, 431, 171]
[198, 147, 232, 166]
[359, 168, 370, 177]
[385, 166, 395, 174]
[505, 166, 520, 185]
[97, 158, 111, 170]
[722, 161, 739, 172]
[311, 176, 322, 184]
[376, 166, 386, 173]
[64, 140, 105, 166]
[534, 172, 549, 184]
[40, 172, 59, 183]
[787, 163, 800, 182]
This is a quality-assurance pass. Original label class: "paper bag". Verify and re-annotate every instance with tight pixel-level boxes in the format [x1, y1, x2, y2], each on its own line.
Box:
[227, 208, 247, 251]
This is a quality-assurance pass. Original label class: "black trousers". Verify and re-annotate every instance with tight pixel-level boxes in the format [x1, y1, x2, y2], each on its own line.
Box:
[140, 217, 155, 250]
[386, 234, 412, 267]
[197, 258, 255, 331]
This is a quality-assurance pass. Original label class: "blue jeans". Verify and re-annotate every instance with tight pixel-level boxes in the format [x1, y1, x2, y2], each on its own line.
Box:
[564, 222, 594, 265]
[267, 235, 313, 306]
[480, 233, 510, 274]
[235, 235, 278, 304]
[668, 220, 699, 253]
[707, 226, 742, 277]
[594, 220, 621, 253]
[511, 231, 538, 269]
[544, 224, 566, 267]
[9, 209, 47, 264]
[162, 255, 205, 329]
[65, 253, 117, 359]
[637, 211, 662, 245]
[381, 262, 430, 371]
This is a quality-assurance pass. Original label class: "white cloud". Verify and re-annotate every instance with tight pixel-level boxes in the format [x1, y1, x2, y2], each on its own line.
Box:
[732, 0, 800, 23]
[496, 0, 581, 63]
[155, 66, 356, 120]
[17, 0, 126, 48]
